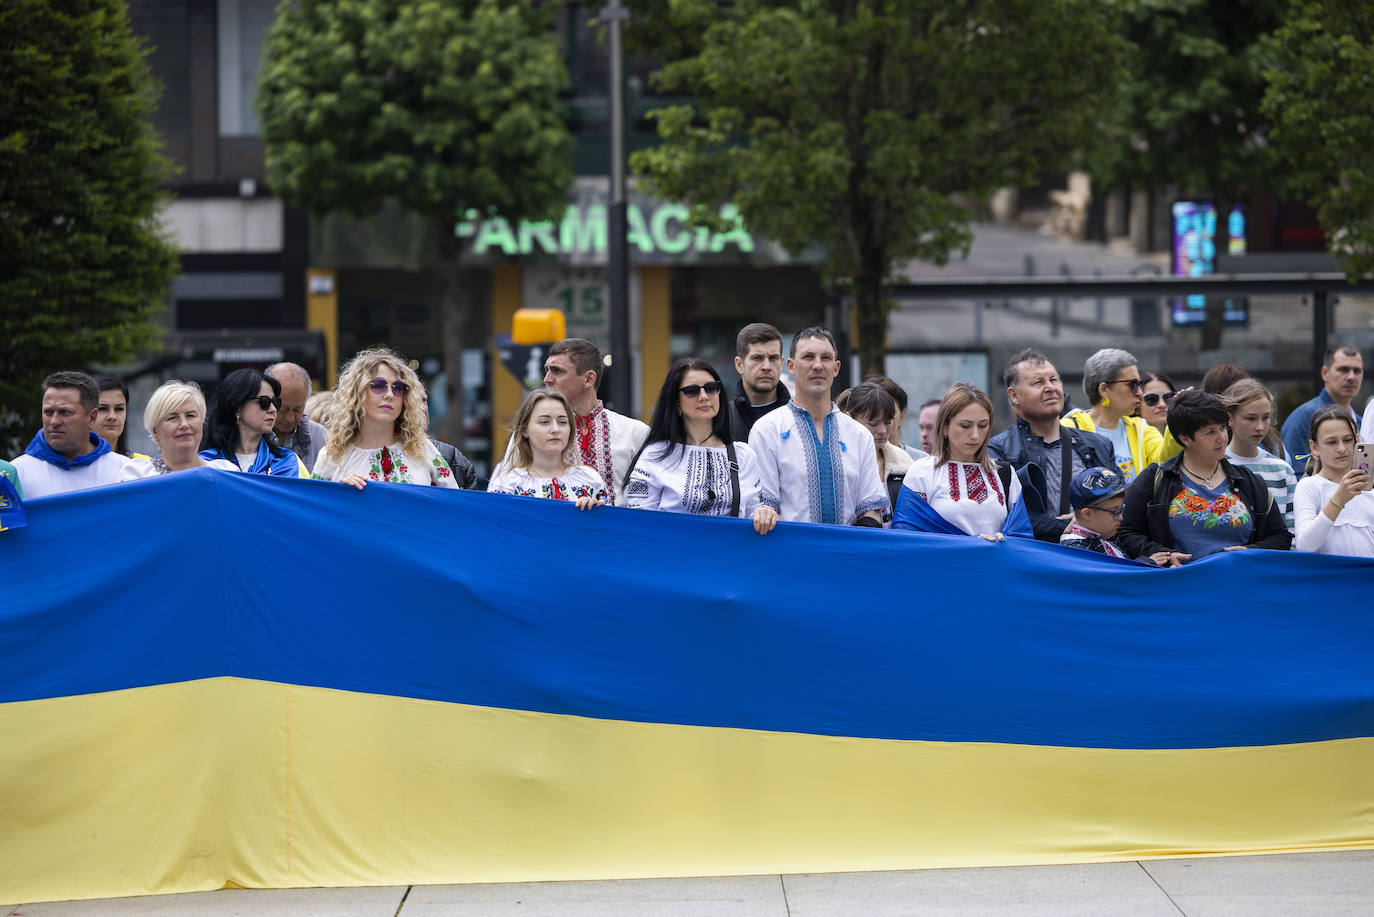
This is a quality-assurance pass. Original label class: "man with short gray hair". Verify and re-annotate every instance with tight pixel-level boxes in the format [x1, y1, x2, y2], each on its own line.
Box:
[266, 362, 327, 472]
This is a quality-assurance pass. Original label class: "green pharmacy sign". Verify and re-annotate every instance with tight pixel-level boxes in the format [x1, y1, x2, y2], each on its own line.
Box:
[455, 202, 755, 259]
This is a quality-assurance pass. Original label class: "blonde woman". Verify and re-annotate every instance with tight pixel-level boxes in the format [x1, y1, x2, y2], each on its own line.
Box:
[488, 387, 606, 510]
[311, 348, 457, 489]
[123, 380, 237, 477]
[1222, 378, 1296, 531]
[893, 383, 1031, 539]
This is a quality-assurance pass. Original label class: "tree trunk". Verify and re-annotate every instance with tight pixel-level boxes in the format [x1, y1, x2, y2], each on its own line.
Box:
[437, 225, 468, 450]
[853, 258, 888, 380]
[1201, 192, 1233, 352]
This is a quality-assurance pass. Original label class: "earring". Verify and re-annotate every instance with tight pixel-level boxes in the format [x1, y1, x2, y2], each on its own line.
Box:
[1102, 397, 1110, 409]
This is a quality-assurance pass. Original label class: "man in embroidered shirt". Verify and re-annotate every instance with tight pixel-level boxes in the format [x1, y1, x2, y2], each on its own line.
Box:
[1282, 343, 1362, 474]
[11, 371, 134, 498]
[494, 338, 648, 504]
[748, 326, 887, 532]
[727, 322, 791, 440]
[265, 362, 327, 472]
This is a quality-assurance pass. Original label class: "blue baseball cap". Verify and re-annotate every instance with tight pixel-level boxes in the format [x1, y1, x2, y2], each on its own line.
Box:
[1068, 466, 1127, 512]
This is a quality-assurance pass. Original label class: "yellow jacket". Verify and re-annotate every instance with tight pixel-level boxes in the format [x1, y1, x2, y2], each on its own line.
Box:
[1061, 410, 1180, 475]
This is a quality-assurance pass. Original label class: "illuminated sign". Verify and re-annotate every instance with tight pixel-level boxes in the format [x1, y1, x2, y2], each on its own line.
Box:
[1171, 201, 1248, 327]
[455, 202, 755, 258]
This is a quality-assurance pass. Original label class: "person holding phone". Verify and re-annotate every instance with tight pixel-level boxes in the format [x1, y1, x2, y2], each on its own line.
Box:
[1293, 405, 1374, 556]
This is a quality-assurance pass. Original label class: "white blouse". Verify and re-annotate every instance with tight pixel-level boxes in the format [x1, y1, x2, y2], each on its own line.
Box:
[311, 440, 458, 488]
[900, 456, 1023, 537]
[487, 463, 608, 502]
[624, 441, 762, 518]
[1292, 474, 1374, 557]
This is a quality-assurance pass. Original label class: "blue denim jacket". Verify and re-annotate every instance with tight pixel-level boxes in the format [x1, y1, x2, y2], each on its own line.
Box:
[988, 416, 1115, 542]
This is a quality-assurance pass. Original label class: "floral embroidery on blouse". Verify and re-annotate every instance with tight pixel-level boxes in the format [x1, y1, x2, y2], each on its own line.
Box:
[1168, 487, 1251, 529]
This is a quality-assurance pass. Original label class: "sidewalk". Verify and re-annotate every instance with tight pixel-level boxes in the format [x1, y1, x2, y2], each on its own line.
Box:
[7, 850, 1373, 916]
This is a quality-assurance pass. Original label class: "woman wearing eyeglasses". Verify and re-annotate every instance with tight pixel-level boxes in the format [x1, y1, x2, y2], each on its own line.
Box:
[1062, 348, 1163, 484]
[624, 358, 764, 525]
[311, 348, 456, 489]
[200, 368, 308, 476]
[1139, 372, 1177, 434]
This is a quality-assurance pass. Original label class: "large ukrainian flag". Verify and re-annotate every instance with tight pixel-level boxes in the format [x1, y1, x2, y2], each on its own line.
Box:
[1, 470, 1371, 903]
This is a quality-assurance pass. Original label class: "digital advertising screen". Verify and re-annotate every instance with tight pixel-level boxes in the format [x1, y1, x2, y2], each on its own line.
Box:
[1170, 201, 1249, 327]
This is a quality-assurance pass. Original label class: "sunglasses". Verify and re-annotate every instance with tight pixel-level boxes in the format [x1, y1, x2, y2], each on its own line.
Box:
[680, 381, 724, 398]
[1142, 391, 1176, 407]
[1110, 378, 1143, 393]
[247, 395, 282, 411]
[369, 378, 410, 397]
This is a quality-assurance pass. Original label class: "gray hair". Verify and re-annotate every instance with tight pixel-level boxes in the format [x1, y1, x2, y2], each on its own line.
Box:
[265, 362, 313, 398]
[1082, 348, 1137, 406]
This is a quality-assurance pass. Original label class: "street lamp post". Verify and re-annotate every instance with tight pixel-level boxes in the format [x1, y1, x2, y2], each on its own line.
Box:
[602, 0, 632, 416]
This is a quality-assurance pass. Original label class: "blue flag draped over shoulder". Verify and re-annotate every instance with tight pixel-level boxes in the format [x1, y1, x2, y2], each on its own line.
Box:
[1, 469, 1372, 904]
[0, 473, 25, 531]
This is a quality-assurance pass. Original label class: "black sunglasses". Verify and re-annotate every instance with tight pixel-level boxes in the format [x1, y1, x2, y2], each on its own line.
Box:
[1110, 378, 1143, 393]
[1142, 391, 1176, 407]
[369, 378, 410, 397]
[247, 395, 282, 411]
[680, 381, 724, 398]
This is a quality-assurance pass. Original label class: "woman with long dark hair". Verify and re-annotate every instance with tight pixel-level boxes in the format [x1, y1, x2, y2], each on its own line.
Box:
[624, 357, 763, 525]
[93, 374, 135, 456]
[199, 368, 307, 476]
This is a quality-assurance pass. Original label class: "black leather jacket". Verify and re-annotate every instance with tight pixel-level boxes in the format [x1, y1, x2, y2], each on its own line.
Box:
[988, 416, 1116, 542]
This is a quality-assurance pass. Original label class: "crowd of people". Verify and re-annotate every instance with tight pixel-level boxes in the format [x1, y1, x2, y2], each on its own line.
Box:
[5, 323, 1374, 564]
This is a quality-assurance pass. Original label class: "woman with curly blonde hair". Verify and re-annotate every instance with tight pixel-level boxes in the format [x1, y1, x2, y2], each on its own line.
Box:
[311, 348, 457, 489]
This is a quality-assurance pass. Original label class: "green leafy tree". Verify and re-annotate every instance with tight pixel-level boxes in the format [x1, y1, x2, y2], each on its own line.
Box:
[257, 0, 573, 444]
[1090, 0, 1284, 348]
[629, 0, 1122, 375]
[1262, 1, 1374, 280]
[0, 0, 178, 454]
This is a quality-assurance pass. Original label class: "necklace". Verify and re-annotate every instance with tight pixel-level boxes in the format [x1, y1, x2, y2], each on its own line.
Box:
[1183, 461, 1222, 487]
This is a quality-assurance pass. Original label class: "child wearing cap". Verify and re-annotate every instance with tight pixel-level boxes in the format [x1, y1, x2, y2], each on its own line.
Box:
[1060, 466, 1128, 557]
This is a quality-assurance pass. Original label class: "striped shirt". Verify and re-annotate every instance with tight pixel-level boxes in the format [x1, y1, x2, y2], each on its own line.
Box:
[1227, 448, 1297, 535]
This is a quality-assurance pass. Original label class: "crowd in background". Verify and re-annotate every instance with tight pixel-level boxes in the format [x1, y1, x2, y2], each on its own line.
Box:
[5, 324, 1373, 564]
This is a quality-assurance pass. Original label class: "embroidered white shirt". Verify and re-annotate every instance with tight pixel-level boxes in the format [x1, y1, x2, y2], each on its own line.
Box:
[311, 440, 458, 488]
[901, 456, 1023, 537]
[747, 402, 888, 525]
[492, 402, 648, 506]
[487, 464, 608, 502]
[624, 442, 762, 518]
